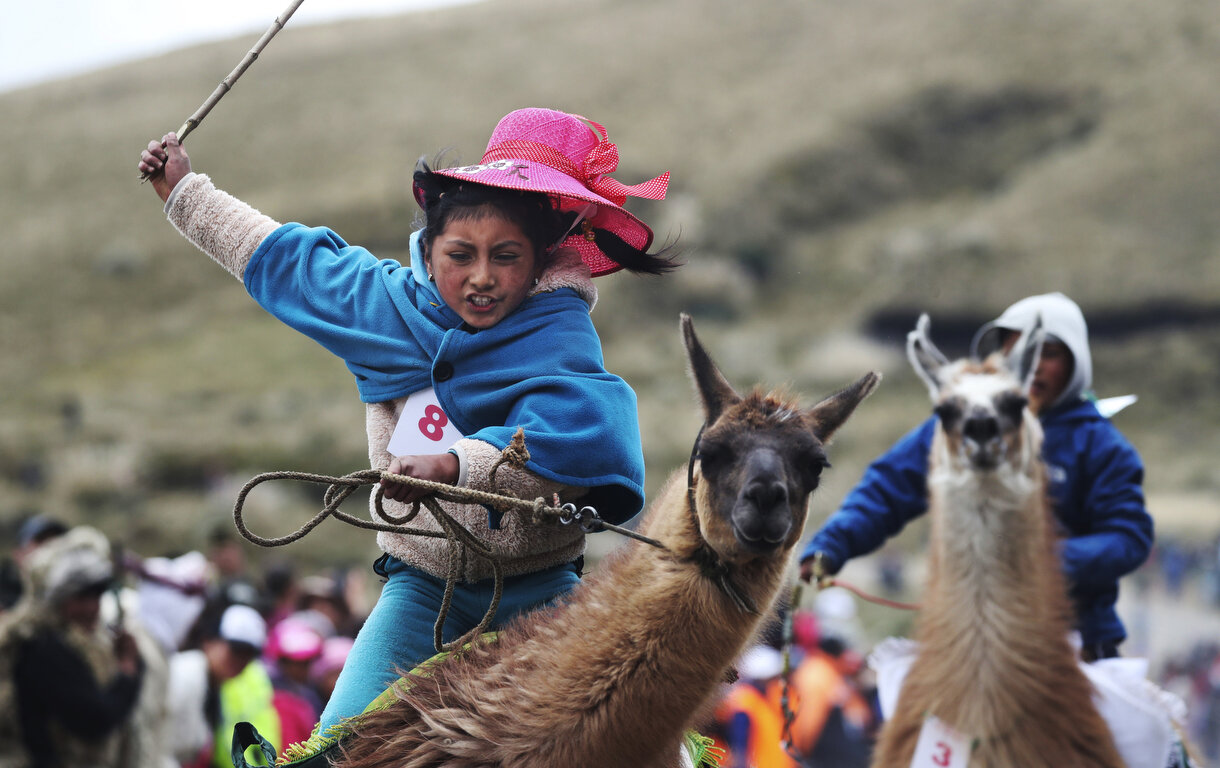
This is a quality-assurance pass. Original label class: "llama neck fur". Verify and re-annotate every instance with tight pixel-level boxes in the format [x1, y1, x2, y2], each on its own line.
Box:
[329, 323, 876, 768]
[334, 468, 794, 768]
[871, 413, 1125, 767]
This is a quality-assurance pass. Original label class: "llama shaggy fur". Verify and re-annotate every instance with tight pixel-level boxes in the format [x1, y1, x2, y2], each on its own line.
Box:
[331, 316, 879, 768]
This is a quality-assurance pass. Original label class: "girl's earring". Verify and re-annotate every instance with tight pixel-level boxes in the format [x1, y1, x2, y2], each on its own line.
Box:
[428, 273, 435, 281]
[534, 277, 540, 286]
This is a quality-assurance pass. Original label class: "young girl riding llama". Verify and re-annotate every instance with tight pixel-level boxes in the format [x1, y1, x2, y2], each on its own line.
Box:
[318, 316, 880, 768]
[138, 107, 675, 738]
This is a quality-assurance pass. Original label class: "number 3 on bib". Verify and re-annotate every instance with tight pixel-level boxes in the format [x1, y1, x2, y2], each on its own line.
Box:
[911, 716, 972, 768]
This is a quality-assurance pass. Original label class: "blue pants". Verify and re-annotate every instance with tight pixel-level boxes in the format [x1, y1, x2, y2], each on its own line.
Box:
[317, 554, 581, 732]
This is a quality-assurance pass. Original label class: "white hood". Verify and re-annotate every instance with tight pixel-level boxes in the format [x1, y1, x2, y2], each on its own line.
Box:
[971, 292, 1092, 409]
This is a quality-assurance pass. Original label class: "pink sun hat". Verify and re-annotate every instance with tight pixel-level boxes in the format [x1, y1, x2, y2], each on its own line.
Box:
[414, 108, 670, 277]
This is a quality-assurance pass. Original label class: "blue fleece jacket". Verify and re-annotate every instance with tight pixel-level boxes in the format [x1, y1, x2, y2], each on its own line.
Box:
[242, 223, 644, 522]
[800, 398, 1152, 647]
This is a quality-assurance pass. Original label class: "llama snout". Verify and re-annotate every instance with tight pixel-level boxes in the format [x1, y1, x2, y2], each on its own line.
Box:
[961, 414, 1004, 469]
[731, 451, 792, 549]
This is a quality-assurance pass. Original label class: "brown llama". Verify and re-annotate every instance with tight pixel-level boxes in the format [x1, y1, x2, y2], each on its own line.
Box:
[869, 314, 1125, 768]
[327, 315, 879, 768]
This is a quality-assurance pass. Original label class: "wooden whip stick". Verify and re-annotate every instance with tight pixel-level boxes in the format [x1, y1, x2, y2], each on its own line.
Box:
[142, 0, 306, 178]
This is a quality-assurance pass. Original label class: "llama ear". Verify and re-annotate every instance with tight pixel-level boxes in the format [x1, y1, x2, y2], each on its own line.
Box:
[807, 371, 882, 442]
[681, 314, 741, 423]
[1005, 312, 1045, 395]
[907, 313, 950, 400]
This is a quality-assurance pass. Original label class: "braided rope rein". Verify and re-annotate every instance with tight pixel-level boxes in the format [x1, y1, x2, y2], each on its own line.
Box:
[231, 438, 663, 654]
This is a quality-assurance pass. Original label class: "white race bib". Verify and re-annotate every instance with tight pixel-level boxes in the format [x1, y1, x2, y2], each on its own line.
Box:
[387, 387, 465, 456]
[911, 715, 973, 768]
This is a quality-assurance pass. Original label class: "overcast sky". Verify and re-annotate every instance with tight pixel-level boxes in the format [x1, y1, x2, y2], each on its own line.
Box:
[0, 0, 475, 93]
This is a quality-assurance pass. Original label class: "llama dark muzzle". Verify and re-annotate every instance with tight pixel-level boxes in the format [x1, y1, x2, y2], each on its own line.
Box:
[731, 448, 794, 550]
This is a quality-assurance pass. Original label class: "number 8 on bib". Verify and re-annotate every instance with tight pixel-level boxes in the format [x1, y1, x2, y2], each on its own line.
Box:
[388, 388, 466, 456]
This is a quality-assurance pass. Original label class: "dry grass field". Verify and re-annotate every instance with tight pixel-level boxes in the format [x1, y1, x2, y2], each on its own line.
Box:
[1, 0, 1218, 573]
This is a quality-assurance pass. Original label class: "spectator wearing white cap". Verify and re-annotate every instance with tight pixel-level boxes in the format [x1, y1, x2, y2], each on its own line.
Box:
[167, 604, 281, 768]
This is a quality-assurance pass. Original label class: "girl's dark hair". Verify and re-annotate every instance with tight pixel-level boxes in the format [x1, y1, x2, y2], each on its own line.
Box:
[413, 158, 679, 275]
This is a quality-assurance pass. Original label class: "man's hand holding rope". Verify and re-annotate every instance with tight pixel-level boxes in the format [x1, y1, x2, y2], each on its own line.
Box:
[798, 551, 834, 589]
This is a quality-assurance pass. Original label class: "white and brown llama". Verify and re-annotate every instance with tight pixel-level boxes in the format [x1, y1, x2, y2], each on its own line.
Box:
[326, 315, 880, 768]
[869, 313, 1127, 767]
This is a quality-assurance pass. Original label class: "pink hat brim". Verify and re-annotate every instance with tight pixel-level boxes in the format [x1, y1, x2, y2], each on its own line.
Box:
[415, 158, 655, 277]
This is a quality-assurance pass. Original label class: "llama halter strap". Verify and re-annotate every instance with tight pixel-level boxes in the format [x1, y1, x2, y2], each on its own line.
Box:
[686, 422, 760, 616]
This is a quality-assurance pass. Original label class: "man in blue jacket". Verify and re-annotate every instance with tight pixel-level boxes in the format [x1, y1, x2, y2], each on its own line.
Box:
[799, 293, 1153, 661]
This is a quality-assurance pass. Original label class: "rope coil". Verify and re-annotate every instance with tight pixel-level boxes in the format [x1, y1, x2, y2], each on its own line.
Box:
[231, 464, 663, 653]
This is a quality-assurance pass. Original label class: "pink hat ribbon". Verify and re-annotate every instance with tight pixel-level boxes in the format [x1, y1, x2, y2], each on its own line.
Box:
[478, 116, 669, 207]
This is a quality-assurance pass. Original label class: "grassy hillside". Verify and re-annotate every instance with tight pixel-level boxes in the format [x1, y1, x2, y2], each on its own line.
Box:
[1, 0, 1218, 562]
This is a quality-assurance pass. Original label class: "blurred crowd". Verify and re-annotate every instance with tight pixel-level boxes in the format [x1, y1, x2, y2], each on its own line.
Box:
[0, 509, 882, 768]
[708, 587, 880, 768]
[0, 513, 367, 768]
[1137, 534, 1220, 762]
[1141, 535, 1220, 607]
[5, 509, 1218, 768]
[1160, 641, 1220, 763]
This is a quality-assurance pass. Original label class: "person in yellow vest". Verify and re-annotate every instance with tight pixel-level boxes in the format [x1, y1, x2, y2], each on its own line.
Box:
[210, 605, 281, 768]
[716, 645, 798, 768]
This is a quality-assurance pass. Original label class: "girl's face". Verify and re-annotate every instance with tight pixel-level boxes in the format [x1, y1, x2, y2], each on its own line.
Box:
[425, 211, 542, 330]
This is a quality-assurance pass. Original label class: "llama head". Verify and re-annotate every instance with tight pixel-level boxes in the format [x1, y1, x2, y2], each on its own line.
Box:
[681, 314, 880, 564]
[908, 312, 1044, 471]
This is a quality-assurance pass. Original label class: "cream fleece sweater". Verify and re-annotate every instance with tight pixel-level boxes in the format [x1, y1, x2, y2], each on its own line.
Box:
[166, 173, 593, 580]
